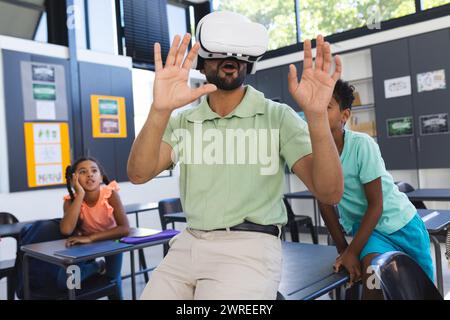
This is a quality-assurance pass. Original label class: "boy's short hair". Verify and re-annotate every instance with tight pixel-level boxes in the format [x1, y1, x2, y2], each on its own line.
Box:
[333, 79, 355, 110]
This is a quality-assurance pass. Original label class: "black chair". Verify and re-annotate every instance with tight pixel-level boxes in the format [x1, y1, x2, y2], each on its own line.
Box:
[282, 198, 318, 244]
[15, 219, 119, 300]
[394, 181, 427, 209]
[371, 251, 442, 300]
[158, 198, 186, 256]
[158, 198, 186, 230]
[0, 212, 19, 300]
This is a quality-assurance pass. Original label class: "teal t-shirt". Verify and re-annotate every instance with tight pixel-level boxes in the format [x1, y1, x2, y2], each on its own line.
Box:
[338, 130, 416, 235]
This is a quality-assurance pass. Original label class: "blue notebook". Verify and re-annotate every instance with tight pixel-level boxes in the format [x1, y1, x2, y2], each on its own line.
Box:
[54, 240, 132, 259]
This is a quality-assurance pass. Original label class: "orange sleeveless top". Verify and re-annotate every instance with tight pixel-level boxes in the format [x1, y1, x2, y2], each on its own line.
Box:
[63, 181, 119, 236]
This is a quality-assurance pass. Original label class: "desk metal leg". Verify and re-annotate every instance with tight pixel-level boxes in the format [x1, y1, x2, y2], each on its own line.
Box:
[130, 250, 136, 300]
[313, 200, 319, 242]
[23, 254, 30, 300]
[135, 212, 140, 228]
[430, 235, 444, 296]
[134, 212, 149, 282]
[138, 249, 149, 282]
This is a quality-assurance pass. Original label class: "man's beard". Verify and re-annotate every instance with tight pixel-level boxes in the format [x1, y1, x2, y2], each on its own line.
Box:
[205, 65, 246, 91]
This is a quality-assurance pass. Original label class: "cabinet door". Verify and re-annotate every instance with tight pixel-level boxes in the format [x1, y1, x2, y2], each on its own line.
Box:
[244, 73, 257, 87]
[110, 66, 135, 181]
[409, 29, 450, 169]
[255, 67, 283, 102]
[372, 39, 417, 170]
[79, 62, 116, 179]
[79, 62, 135, 182]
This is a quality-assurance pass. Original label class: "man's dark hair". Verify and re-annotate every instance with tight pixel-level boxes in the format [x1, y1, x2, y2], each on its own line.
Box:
[333, 79, 355, 110]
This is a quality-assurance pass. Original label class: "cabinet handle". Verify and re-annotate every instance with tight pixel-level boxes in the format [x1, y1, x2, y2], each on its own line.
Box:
[416, 137, 421, 152]
[409, 138, 414, 153]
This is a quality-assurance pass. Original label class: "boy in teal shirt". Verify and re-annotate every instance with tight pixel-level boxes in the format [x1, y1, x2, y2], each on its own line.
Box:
[319, 80, 434, 299]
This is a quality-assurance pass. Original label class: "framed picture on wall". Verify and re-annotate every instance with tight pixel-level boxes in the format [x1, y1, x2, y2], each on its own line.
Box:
[91, 95, 127, 138]
[386, 117, 414, 138]
[420, 113, 449, 136]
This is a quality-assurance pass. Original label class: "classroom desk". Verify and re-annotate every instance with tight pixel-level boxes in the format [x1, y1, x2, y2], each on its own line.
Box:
[284, 191, 320, 239]
[417, 209, 450, 296]
[406, 188, 450, 202]
[124, 202, 159, 282]
[20, 232, 173, 300]
[284, 191, 450, 296]
[279, 242, 348, 300]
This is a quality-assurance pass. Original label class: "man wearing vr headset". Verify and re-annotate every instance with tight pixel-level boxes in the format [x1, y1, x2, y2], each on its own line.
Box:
[128, 11, 343, 300]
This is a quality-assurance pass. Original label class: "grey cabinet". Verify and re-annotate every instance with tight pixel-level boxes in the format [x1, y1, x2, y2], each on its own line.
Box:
[372, 38, 417, 170]
[409, 29, 450, 169]
[252, 62, 303, 111]
[255, 66, 283, 102]
[372, 28, 450, 170]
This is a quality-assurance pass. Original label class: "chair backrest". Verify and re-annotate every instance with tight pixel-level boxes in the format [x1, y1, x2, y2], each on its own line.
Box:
[0, 212, 19, 225]
[282, 198, 295, 222]
[394, 181, 427, 209]
[15, 219, 65, 299]
[158, 198, 183, 230]
[158, 198, 183, 216]
[371, 251, 442, 300]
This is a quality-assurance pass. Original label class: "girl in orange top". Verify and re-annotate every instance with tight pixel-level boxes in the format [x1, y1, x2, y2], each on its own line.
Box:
[59, 157, 129, 299]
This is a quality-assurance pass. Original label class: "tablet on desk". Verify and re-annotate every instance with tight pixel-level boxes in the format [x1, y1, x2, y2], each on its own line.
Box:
[127, 227, 162, 238]
[120, 229, 180, 244]
[54, 241, 132, 259]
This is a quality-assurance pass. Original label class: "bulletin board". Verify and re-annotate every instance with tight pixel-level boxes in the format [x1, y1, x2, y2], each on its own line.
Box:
[24, 122, 71, 188]
[91, 95, 127, 138]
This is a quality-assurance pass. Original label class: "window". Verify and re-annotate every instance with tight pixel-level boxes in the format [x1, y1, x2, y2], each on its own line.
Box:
[298, 0, 416, 41]
[167, 3, 188, 42]
[212, 0, 298, 51]
[34, 12, 48, 43]
[122, 0, 171, 69]
[421, 0, 450, 10]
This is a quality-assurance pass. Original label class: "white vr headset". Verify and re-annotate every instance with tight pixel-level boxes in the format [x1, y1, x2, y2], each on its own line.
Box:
[192, 11, 269, 74]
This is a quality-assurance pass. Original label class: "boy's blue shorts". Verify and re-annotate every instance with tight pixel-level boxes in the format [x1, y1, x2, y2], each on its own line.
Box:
[352, 213, 434, 281]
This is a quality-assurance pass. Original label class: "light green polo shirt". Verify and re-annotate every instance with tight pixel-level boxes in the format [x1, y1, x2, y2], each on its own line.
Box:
[338, 130, 416, 235]
[162, 85, 312, 230]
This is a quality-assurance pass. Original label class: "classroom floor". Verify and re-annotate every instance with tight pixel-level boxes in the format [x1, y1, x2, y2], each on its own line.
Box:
[1, 232, 449, 300]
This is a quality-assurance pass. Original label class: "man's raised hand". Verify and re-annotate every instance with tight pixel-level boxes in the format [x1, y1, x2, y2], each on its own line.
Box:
[288, 35, 342, 115]
[152, 33, 217, 113]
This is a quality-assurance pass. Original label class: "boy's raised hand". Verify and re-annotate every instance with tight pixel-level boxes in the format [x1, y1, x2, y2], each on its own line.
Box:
[152, 33, 217, 113]
[288, 35, 342, 115]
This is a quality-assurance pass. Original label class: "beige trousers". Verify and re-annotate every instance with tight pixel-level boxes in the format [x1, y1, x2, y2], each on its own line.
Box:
[140, 228, 282, 300]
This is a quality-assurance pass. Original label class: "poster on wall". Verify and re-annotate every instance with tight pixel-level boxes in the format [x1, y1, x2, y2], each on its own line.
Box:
[420, 113, 449, 136]
[24, 122, 71, 188]
[91, 95, 127, 138]
[386, 117, 413, 138]
[32, 64, 55, 82]
[384, 76, 412, 99]
[417, 69, 446, 93]
[32, 83, 57, 101]
[20, 61, 68, 121]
